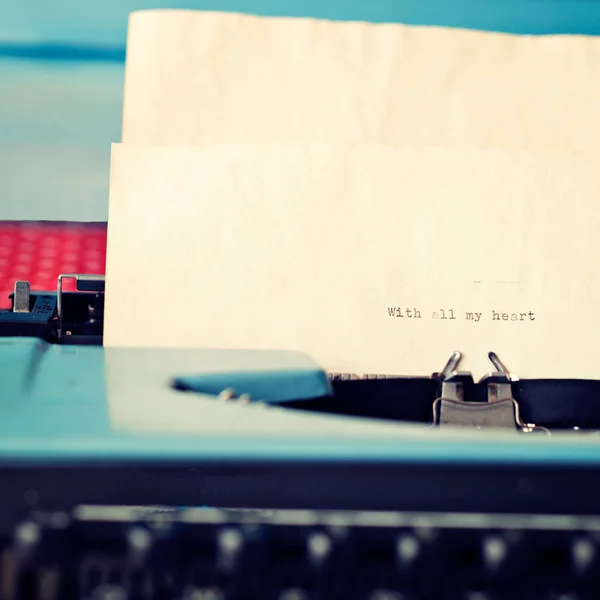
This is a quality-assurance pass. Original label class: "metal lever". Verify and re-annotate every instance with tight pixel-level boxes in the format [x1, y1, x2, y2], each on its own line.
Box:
[433, 351, 479, 427]
[13, 281, 30, 314]
[439, 351, 462, 380]
[478, 352, 515, 405]
[437, 355, 474, 406]
[477, 352, 546, 432]
[483, 351, 519, 383]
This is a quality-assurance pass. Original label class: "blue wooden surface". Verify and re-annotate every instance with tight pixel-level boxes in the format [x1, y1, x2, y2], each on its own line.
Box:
[1, 0, 600, 221]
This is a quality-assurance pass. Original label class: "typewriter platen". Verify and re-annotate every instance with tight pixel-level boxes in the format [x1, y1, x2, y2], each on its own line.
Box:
[2, 275, 600, 600]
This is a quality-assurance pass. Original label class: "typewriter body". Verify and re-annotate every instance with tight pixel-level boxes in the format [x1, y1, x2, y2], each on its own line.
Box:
[2, 275, 600, 599]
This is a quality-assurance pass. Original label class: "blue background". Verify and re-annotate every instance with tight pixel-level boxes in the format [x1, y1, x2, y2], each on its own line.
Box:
[2, 0, 600, 221]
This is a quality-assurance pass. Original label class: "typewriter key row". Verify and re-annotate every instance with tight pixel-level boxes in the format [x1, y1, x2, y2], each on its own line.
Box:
[2, 507, 600, 600]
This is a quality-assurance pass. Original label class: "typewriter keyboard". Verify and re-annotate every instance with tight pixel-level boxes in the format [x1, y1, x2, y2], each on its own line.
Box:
[1, 507, 600, 600]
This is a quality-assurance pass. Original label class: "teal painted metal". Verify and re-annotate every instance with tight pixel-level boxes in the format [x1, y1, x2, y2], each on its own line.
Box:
[1, 338, 600, 468]
[174, 369, 332, 403]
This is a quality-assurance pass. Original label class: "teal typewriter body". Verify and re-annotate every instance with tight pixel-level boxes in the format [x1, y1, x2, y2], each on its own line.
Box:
[3, 0, 600, 596]
[2, 334, 600, 598]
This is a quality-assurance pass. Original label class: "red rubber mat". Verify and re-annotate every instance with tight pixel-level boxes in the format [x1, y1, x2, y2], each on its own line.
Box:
[0, 222, 107, 309]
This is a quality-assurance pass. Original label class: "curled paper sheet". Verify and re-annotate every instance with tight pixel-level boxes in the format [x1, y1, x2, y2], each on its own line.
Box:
[122, 10, 600, 149]
[106, 143, 600, 380]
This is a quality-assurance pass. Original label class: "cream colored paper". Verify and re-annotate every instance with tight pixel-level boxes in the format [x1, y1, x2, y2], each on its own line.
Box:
[105, 143, 600, 379]
[122, 10, 600, 149]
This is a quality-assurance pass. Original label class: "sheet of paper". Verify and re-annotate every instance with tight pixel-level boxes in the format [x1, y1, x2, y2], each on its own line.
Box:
[105, 143, 600, 379]
[121, 10, 600, 149]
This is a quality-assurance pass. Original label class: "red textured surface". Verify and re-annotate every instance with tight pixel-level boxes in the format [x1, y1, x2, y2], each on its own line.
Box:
[0, 222, 107, 308]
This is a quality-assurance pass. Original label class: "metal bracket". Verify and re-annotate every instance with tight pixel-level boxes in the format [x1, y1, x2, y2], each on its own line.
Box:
[433, 352, 547, 433]
[57, 274, 105, 338]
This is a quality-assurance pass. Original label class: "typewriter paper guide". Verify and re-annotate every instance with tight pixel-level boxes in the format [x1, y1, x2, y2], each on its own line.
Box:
[121, 10, 600, 149]
[105, 143, 600, 380]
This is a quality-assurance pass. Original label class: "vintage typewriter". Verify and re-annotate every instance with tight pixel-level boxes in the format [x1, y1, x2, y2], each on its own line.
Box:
[2, 273, 600, 600]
